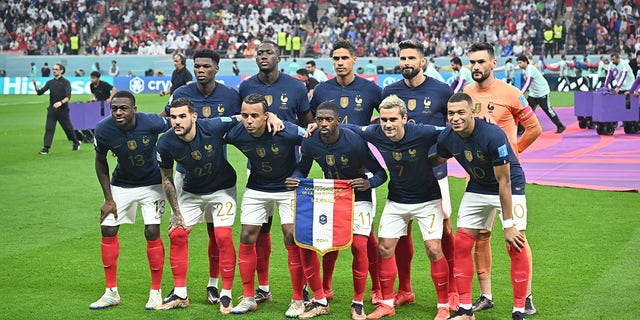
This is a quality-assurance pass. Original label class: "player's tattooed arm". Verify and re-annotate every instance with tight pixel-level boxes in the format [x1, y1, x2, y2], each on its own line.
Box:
[160, 167, 186, 233]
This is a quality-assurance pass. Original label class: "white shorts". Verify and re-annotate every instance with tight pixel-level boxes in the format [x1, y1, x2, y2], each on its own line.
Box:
[241, 188, 294, 225]
[178, 186, 237, 227]
[438, 177, 452, 219]
[101, 184, 165, 226]
[457, 192, 527, 231]
[174, 171, 185, 197]
[378, 199, 444, 240]
[353, 201, 375, 236]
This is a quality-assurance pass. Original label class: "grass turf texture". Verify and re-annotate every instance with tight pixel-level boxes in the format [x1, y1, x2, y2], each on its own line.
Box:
[0, 92, 638, 319]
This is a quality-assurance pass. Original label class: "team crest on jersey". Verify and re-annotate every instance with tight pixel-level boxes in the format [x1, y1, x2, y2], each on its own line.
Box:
[407, 99, 417, 111]
[423, 98, 431, 114]
[326, 155, 335, 166]
[202, 106, 212, 117]
[487, 103, 495, 114]
[142, 136, 150, 146]
[392, 151, 402, 161]
[256, 147, 266, 158]
[464, 150, 473, 162]
[281, 93, 289, 103]
[476, 150, 485, 161]
[265, 95, 273, 106]
[340, 155, 349, 165]
[127, 140, 137, 150]
[271, 144, 280, 155]
[217, 105, 224, 116]
[473, 103, 482, 114]
[354, 95, 363, 111]
[408, 148, 417, 158]
[340, 96, 349, 108]
[204, 144, 214, 156]
[191, 150, 202, 160]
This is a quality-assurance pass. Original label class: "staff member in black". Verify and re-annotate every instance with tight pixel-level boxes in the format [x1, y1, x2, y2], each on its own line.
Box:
[32, 63, 80, 154]
[160, 53, 193, 96]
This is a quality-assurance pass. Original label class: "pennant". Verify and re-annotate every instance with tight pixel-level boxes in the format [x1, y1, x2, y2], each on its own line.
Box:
[294, 178, 354, 255]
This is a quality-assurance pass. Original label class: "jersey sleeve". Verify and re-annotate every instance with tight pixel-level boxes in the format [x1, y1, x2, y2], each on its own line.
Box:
[510, 93, 541, 153]
[488, 128, 512, 166]
[293, 140, 313, 178]
[156, 138, 175, 169]
[93, 125, 110, 155]
[436, 129, 453, 159]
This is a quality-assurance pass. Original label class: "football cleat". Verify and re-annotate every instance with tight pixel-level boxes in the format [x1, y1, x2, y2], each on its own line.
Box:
[299, 301, 330, 318]
[393, 290, 415, 306]
[366, 303, 395, 319]
[254, 288, 273, 303]
[206, 286, 220, 304]
[145, 290, 162, 310]
[285, 300, 306, 318]
[155, 293, 189, 310]
[471, 295, 494, 312]
[231, 297, 257, 314]
[89, 289, 120, 310]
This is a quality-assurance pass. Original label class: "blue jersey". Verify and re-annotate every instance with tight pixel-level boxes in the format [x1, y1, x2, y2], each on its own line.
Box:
[382, 77, 453, 179]
[157, 117, 238, 195]
[165, 82, 241, 118]
[294, 128, 387, 202]
[345, 123, 442, 204]
[309, 76, 382, 125]
[94, 113, 170, 187]
[166, 82, 240, 173]
[436, 119, 526, 195]
[381, 77, 452, 126]
[226, 121, 304, 192]
[239, 73, 310, 123]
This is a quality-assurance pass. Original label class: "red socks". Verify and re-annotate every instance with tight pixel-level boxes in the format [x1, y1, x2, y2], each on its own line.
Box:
[508, 243, 530, 308]
[256, 232, 271, 286]
[395, 234, 414, 292]
[239, 243, 257, 297]
[441, 231, 456, 295]
[146, 238, 164, 290]
[322, 250, 339, 292]
[454, 230, 476, 305]
[286, 245, 305, 300]
[430, 256, 450, 304]
[378, 255, 397, 300]
[351, 236, 369, 302]
[300, 248, 325, 299]
[101, 235, 119, 288]
[214, 227, 236, 291]
[169, 228, 189, 287]
[207, 229, 220, 279]
[367, 231, 381, 292]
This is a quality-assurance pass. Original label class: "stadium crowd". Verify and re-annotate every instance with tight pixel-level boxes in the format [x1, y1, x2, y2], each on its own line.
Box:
[1, 0, 640, 59]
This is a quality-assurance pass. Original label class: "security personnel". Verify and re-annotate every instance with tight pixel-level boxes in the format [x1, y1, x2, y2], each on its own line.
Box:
[543, 27, 554, 58]
[553, 22, 563, 55]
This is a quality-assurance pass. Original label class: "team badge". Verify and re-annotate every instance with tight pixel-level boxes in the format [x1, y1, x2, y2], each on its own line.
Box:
[340, 96, 349, 108]
[392, 151, 402, 161]
[424, 98, 431, 108]
[265, 95, 273, 106]
[142, 136, 150, 146]
[476, 150, 485, 161]
[271, 144, 280, 155]
[340, 155, 349, 165]
[355, 95, 362, 104]
[281, 93, 289, 103]
[408, 148, 417, 158]
[326, 155, 335, 166]
[204, 144, 213, 156]
[202, 106, 212, 117]
[191, 150, 202, 160]
[487, 103, 495, 114]
[473, 103, 482, 114]
[464, 150, 473, 162]
[127, 140, 137, 150]
[257, 147, 266, 158]
[217, 105, 224, 116]
[319, 214, 328, 225]
[407, 99, 417, 111]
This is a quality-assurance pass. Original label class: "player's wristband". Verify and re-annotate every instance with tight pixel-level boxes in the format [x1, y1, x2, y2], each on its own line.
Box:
[502, 218, 514, 229]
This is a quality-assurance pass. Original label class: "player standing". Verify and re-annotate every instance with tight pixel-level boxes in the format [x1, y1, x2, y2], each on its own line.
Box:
[90, 91, 170, 310]
[336, 95, 449, 320]
[309, 40, 383, 305]
[381, 40, 456, 312]
[238, 40, 313, 303]
[432, 92, 530, 320]
[224, 93, 308, 317]
[164, 49, 242, 307]
[464, 42, 541, 316]
[286, 101, 387, 319]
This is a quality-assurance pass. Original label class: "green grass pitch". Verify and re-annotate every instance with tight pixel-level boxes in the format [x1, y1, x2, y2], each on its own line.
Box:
[0, 92, 638, 319]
